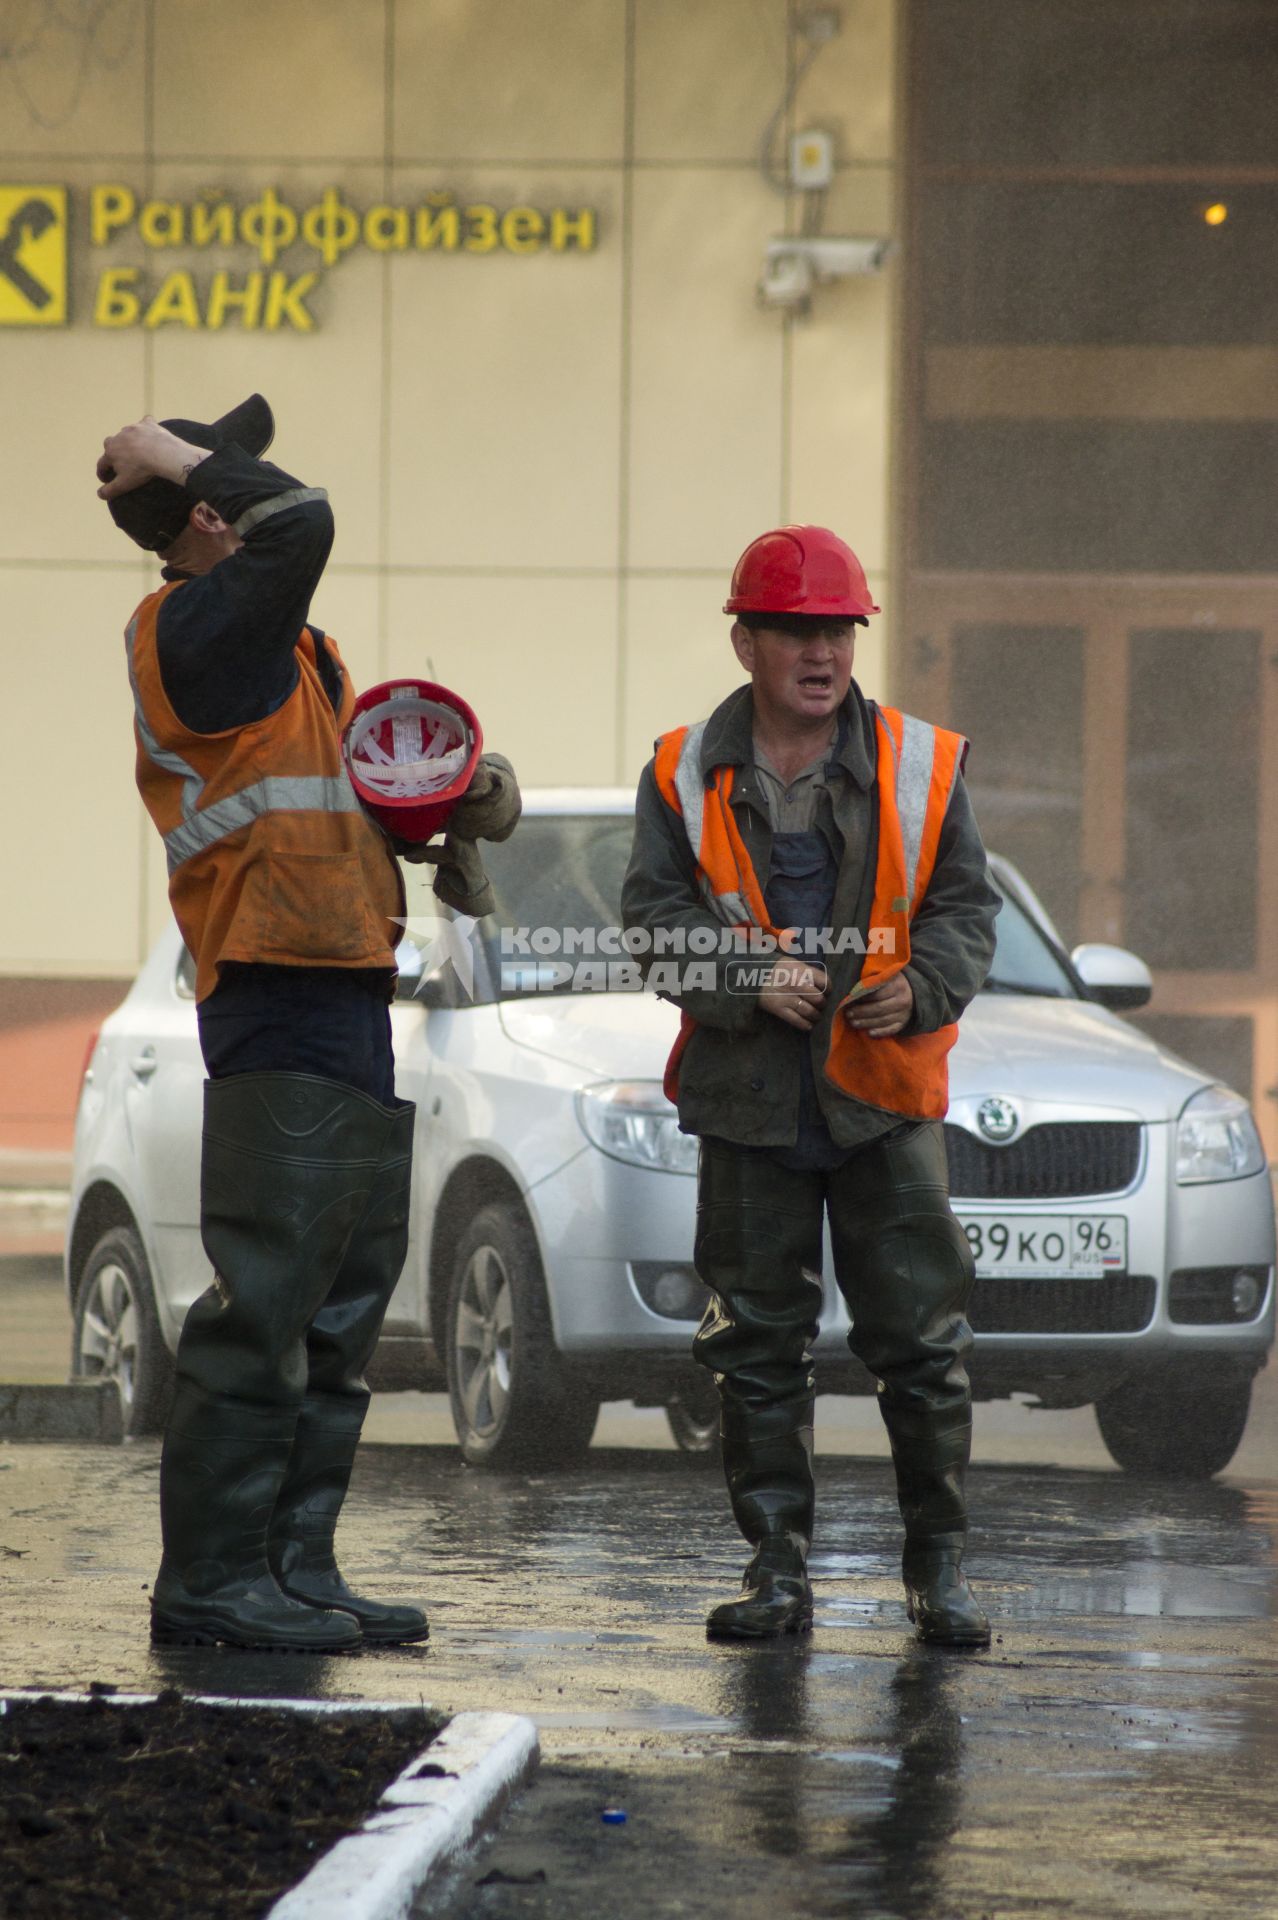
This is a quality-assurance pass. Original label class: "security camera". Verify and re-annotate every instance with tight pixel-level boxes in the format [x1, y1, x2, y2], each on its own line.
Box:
[769, 235, 891, 281]
[758, 235, 891, 310]
[758, 248, 815, 310]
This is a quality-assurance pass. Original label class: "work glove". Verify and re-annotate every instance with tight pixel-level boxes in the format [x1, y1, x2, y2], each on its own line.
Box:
[444, 753, 521, 844]
[403, 833, 496, 918]
[392, 755, 521, 917]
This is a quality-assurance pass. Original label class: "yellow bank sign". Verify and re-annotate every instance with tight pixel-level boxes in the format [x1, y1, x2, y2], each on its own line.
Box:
[0, 183, 597, 332]
[0, 187, 68, 324]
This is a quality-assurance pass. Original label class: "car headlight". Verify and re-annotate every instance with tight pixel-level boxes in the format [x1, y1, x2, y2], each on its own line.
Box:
[1175, 1085, 1267, 1184]
[576, 1082, 698, 1175]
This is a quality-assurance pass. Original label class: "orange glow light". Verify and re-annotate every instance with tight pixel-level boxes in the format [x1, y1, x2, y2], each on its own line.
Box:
[1204, 203, 1228, 226]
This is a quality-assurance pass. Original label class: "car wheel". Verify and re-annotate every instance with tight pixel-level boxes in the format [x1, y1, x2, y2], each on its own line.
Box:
[665, 1374, 721, 1459]
[71, 1226, 175, 1439]
[1094, 1361, 1253, 1478]
[445, 1201, 599, 1469]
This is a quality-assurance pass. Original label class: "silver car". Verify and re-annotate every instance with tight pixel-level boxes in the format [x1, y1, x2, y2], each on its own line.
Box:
[67, 791, 1275, 1477]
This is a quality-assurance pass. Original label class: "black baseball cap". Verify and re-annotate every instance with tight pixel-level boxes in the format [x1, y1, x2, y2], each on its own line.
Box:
[107, 393, 275, 552]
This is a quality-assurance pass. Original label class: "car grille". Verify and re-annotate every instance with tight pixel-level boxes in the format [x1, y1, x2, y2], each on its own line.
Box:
[945, 1122, 1142, 1198]
[972, 1273, 1156, 1334]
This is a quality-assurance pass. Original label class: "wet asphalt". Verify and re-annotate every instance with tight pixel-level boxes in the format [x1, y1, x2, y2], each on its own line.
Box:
[3, 1436, 1277, 1919]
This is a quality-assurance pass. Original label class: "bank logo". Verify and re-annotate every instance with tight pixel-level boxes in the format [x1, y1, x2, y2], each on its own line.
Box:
[976, 1096, 1020, 1144]
[0, 188, 68, 325]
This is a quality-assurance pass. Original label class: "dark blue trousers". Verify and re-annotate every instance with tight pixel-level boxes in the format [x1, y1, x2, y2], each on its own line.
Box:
[196, 963, 397, 1106]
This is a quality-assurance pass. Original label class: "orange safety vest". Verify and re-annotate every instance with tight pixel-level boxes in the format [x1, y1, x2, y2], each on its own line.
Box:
[127, 581, 405, 1003]
[653, 705, 969, 1121]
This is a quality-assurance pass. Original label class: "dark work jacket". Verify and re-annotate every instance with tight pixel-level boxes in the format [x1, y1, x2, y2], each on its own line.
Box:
[156, 444, 339, 732]
[619, 679, 1001, 1151]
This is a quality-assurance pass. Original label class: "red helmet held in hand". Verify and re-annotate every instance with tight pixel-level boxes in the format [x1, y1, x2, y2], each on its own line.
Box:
[724, 525, 880, 619]
[343, 679, 483, 843]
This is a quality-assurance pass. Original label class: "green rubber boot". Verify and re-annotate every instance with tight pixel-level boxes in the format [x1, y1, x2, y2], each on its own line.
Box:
[902, 1533, 990, 1648]
[826, 1124, 989, 1649]
[705, 1396, 816, 1640]
[150, 1386, 360, 1651]
[271, 1397, 428, 1644]
[268, 1099, 426, 1643]
[153, 1073, 414, 1651]
[693, 1144, 823, 1642]
[884, 1400, 989, 1649]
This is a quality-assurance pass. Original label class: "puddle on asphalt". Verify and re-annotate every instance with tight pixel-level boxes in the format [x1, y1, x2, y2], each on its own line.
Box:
[1029, 1647, 1278, 1674]
[493, 1629, 654, 1649]
[1008, 1563, 1276, 1621]
[531, 1706, 736, 1733]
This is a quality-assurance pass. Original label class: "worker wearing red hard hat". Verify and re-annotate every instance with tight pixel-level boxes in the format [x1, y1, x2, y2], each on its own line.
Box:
[622, 525, 1000, 1645]
[98, 398, 517, 1652]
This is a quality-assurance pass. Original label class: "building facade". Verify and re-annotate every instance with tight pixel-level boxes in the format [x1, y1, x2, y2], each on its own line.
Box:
[1, 0, 1274, 1157]
[896, 0, 1278, 1155]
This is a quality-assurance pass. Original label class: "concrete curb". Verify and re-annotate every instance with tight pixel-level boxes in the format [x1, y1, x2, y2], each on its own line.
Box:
[269, 1710, 540, 1918]
[0, 1381, 123, 1443]
[0, 1692, 538, 1920]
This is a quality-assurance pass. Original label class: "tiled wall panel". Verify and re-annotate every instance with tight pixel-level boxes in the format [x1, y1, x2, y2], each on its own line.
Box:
[0, 0, 896, 977]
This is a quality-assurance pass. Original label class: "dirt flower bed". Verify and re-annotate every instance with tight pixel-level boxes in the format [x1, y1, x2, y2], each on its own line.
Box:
[0, 1688, 444, 1920]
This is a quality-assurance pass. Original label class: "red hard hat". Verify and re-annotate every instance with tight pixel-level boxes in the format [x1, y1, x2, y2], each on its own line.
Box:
[343, 679, 483, 843]
[724, 524, 880, 619]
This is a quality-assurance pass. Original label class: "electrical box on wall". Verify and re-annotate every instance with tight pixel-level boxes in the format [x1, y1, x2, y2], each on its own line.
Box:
[790, 129, 834, 190]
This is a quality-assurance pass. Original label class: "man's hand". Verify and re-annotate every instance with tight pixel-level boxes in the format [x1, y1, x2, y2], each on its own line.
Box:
[759, 958, 828, 1031]
[844, 972, 914, 1037]
[96, 417, 209, 499]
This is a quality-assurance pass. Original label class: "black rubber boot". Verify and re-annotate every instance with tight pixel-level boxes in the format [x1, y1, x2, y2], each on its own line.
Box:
[268, 1099, 426, 1643]
[902, 1534, 990, 1648]
[271, 1397, 428, 1644]
[827, 1123, 989, 1649]
[883, 1400, 989, 1648]
[694, 1143, 823, 1642]
[153, 1074, 413, 1650]
[151, 1386, 360, 1651]
[182, 1073, 404, 1405]
[706, 1399, 816, 1640]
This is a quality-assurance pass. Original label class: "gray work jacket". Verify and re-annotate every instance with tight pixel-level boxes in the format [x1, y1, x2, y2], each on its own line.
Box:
[619, 680, 1001, 1150]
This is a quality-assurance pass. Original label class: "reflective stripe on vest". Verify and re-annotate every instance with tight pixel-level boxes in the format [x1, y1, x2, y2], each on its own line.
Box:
[653, 705, 968, 1121]
[125, 584, 404, 1004]
[125, 614, 364, 876]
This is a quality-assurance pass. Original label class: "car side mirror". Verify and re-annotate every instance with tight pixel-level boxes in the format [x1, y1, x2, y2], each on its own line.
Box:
[1070, 943, 1153, 1011]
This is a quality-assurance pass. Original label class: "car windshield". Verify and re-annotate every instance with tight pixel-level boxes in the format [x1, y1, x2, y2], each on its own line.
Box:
[398, 813, 1078, 1001]
[982, 879, 1076, 998]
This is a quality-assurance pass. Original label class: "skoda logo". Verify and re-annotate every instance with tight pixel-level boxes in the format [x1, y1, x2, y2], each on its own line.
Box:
[977, 1097, 1020, 1144]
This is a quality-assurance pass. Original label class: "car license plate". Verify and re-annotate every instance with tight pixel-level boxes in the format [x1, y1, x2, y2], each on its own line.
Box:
[958, 1214, 1128, 1279]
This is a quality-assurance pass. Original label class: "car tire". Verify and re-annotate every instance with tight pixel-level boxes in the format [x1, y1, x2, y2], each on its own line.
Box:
[665, 1374, 721, 1459]
[1094, 1361, 1253, 1478]
[445, 1201, 599, 1469]
[71, 1225, 175, 1439]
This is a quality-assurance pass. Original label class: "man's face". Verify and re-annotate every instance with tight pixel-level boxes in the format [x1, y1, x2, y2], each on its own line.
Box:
[730, 618, 857, 725]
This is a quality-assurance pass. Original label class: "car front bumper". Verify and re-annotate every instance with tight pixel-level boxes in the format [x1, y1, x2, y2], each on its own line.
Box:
[530, 1128, 1276, 1403]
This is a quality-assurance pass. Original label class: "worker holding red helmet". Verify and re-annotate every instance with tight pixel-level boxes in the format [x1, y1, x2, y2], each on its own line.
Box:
[98, 398, 517, 1652]
[622, 525, 1000, 1645]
